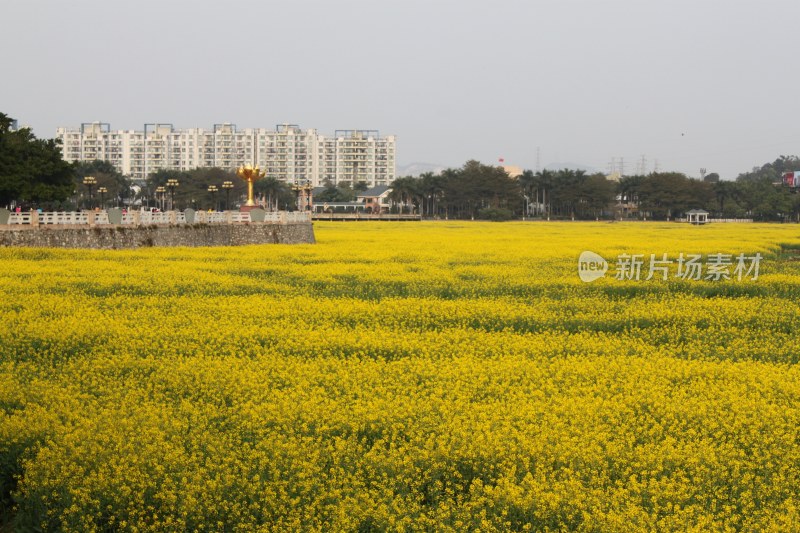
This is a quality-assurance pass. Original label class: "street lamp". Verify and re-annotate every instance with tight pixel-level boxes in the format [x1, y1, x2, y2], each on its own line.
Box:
[155, 186, 166, 211]
[292, 179, 313, 212]
[166, 179, 179, 211]
[97, 187, 108, 210]
[208, 185, 219, 211]
[222, 180, 234, 211]
[82, 176, 96, 209]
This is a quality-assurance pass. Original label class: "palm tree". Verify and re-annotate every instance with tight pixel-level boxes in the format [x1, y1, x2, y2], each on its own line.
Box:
[389, 177, 420, 214]
[517, 170, 536, 218]
[618, 175, 645, 219]
[255, 176, 289, 211]
[713, 180, 737, 216]
[534, 169, 555, 218]
[419, 172, 444, 218]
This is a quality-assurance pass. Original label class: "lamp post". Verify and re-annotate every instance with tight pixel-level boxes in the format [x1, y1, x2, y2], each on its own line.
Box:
[222, 180, 234, 211]
[155, 186, 166, 211]
[82, 176, 96, 209]
[166, 179, 179, 211]
[207, 185, 219, 211]
[97, 187, 108, 210]
[292, 179, 313, 212]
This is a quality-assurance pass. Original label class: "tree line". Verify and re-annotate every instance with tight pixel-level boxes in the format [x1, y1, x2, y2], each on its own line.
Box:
[389, 157, 800, 221]
[2, 111, 800, 220]
[0, 113, 74, 209]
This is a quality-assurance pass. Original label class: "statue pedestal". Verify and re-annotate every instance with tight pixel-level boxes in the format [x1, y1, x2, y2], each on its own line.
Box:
[239, 205, 258, 213]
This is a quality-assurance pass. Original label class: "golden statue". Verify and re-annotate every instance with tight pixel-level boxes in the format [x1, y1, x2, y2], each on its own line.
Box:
[236, 164, 265, 207]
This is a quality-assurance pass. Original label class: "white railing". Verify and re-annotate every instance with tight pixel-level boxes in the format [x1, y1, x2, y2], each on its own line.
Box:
[2, 210, 311, 227]
[311, 212, 422, 220]
[38, 212, 90, 225]
[8, 212, 32, 225]
[676, 218, 754, 223]
[284, 212, 312, 223]
[198, 212, 231, 224]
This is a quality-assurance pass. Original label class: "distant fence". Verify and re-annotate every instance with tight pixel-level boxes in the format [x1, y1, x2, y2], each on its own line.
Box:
[675, 218, 754, 223]
[0, 209, 311, 227]
[312, 213, 421, 221]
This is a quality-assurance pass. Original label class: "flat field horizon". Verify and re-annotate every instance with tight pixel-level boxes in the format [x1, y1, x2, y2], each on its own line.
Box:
[2, 221, 800, 531]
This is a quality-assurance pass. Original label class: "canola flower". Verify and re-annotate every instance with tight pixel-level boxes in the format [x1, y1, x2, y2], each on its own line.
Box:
[1, 222, 800, 531]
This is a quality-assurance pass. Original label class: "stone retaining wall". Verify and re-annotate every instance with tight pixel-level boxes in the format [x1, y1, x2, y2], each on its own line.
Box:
[0, 223, 315, 249]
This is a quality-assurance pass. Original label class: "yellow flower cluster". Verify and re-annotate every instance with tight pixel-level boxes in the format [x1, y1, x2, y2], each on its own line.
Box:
[2, 222, 800, 531]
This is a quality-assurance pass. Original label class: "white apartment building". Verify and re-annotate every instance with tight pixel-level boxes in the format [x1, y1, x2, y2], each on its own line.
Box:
[56, 123, 396, 187]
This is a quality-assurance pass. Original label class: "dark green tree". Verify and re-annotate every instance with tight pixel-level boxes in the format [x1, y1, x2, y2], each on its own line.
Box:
[389, 176, 421, 213]
[418, 172, 445, 218]
[517, 170, 536, 216]
[0, 112, 75, 208]
[254, 176, 294, 211]
[576, 174, 616, 219]
[146, 167, 242, 210]
[737, 155, 800, 184]
[637, 172, 713, 220]
[618, 175, 645, 205]
[439, 161, 522, 219]
[74, 160, 132, 209]
[549, 169, 586, 218]
[711, 180, 742, 217]
[735, 175, 793, 221]
[533, 169, 556, 218]
[314, 180, 340, 203]
[334, 182, 355, 202]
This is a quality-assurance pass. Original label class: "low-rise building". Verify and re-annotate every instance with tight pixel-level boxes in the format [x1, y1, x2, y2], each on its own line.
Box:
[357, 186, 393, 214]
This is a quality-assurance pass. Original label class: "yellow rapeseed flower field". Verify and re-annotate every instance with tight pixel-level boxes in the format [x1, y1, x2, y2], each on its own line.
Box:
[2, 221, 800, 531]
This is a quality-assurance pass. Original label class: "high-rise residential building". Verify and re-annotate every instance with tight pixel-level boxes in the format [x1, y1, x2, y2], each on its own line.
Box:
[56, 122, 396, 187]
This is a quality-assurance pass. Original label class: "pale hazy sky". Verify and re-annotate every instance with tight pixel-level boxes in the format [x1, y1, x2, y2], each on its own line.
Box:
[3, 0, 799, 179]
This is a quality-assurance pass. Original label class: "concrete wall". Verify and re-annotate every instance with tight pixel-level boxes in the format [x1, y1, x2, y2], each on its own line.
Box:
[0, 223, 315, 249]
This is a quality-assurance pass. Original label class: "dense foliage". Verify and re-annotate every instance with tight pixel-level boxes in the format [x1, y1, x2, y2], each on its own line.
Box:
[391, 161, 522, 218]
[146, 168, 245, 211]
[74, 160, 133, 209]
[393, 156, 800, 221]
[3, 222, 800, 530]
[0, 113, 75, 209]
